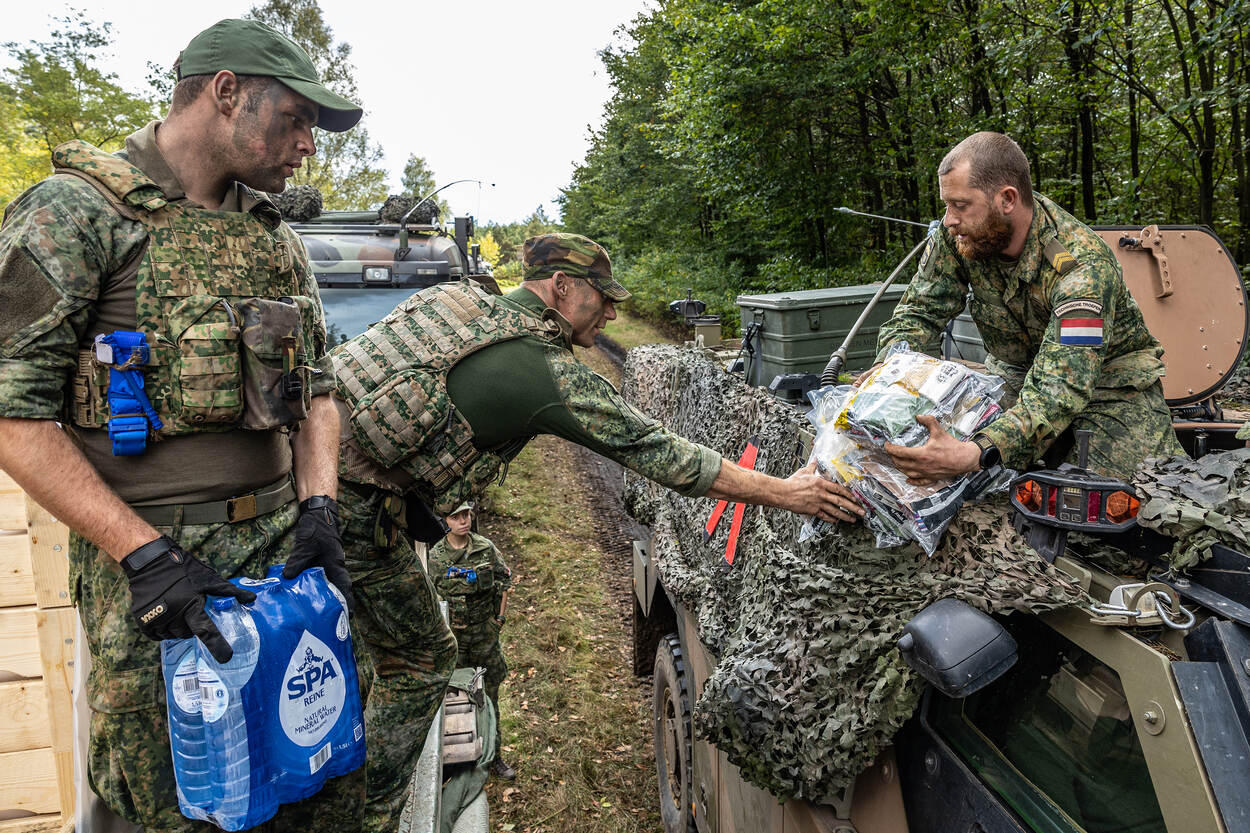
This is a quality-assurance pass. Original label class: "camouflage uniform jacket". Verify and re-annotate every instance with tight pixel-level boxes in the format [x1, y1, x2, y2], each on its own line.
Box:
[875, 194, 1167, 469]
[0, 121, 332, 504]
[337, 286, 722, 511]
[428, 531, 511, 634]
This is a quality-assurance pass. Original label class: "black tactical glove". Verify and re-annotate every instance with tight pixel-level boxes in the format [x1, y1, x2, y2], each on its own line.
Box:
[122, 536, 256, 663]
[283, 496, 354, 611]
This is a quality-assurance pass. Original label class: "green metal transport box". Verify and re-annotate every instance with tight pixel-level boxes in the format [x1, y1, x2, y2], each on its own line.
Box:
[736, 284, 908, 383]
[737, 286, 987, 385]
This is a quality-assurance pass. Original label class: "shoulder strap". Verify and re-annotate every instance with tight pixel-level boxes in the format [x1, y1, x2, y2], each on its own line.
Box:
[52, 139, 167, 213]
[50, 168, 145, 222]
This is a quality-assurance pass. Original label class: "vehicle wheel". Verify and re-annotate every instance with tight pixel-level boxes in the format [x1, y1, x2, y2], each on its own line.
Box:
[654, 633, 697, 833]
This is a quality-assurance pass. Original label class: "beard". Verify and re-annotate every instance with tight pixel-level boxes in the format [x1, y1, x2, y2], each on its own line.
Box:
[953, 206, 1014, 260]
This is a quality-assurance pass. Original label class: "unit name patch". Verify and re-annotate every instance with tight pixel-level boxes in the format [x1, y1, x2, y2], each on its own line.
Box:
[1054, 298, 1103, 317]
[1059, 318, 1104, 346]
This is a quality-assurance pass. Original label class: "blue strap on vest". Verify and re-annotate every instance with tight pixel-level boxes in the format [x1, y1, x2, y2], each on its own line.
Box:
[94, 331, 164, 456]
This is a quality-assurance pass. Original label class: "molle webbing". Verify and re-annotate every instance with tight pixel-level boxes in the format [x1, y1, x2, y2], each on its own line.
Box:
[56, 139, 315, 439]
[333, 281, 557, 505]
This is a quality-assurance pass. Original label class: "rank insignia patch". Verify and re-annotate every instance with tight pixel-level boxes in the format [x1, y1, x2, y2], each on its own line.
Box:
[1059, 317, 1103, 346]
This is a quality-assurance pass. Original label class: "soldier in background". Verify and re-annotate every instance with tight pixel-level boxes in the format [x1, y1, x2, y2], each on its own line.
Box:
[331, 232, 865, 831]
[428, 501, 515, 780]
[0, 19, 361, 831]
[875, 131, 1185, 484]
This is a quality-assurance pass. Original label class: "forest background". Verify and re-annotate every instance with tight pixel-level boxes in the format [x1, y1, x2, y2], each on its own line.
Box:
[2, 0, 1248, 331]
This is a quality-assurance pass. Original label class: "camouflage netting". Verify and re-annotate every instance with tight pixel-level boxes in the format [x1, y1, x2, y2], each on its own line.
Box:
[1133, 448, 1250, 571]
[379, 195, 438, 225]
[621, 344, 1087, 803]
[269, 184, 323, 221]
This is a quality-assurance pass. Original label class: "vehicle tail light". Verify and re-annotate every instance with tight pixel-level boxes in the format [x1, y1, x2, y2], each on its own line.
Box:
[1105, 490, 1139, 524]
[1087, 490, 1101, 523]
[1015, 479, 1042, 512]
[1047, 486, 1057, 517]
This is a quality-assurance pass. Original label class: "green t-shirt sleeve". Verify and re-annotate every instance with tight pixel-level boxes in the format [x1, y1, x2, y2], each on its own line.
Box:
[447, 334, 721, 497]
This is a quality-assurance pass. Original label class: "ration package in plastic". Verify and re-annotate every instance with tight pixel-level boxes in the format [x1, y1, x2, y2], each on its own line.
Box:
[801, 347, 1015, 554]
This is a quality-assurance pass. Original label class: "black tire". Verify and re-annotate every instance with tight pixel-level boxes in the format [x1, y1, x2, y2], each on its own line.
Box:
[654, 633, 698, 833]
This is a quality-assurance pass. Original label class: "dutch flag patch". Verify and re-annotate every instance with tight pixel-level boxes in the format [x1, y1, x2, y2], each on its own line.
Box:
[1059, 317, 1103, 346]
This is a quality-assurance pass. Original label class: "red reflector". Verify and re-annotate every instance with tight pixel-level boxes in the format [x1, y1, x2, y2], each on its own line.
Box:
[1047, 487, 1057, 517]
[1087, 491, 1101, 523]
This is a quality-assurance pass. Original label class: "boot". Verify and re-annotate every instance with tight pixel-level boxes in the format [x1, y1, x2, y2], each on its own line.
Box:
[490, 757, 517, 780]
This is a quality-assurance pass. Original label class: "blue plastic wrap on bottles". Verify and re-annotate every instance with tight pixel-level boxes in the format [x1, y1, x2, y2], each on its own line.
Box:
[161, 566, 365, 831]
[196, 598, 275, 831]
[253, 565, 365, 801]
[161, 638, 213, 822]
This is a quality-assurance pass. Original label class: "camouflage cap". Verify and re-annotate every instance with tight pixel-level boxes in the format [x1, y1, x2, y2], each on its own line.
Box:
[522, 233, 630, 301]
[176, 19, 363, 132]
[448, 500, 474, 516]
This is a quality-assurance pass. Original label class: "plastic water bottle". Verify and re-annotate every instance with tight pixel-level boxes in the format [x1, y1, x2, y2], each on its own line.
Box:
[161, 638, 212, 820]
[197, 599, 268, 830]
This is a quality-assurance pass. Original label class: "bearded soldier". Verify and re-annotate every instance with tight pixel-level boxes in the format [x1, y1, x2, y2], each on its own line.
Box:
[0, 20, 360, 831]
[329, 232, 864, 831]
[875, 131, 1185, 484]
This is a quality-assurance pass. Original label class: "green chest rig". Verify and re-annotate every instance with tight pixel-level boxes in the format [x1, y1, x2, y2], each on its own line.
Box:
[56, 140, 322, 442]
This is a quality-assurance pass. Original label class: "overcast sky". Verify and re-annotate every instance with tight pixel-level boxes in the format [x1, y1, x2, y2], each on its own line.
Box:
[3, 1, 653, 223]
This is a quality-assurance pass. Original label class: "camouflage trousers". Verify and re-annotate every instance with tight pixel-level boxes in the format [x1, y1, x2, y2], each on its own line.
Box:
[992, 363, 1186, 479]
[70, 497, 368, 833]
[452, 621, 508, 752]
[338, 480, 458, 833]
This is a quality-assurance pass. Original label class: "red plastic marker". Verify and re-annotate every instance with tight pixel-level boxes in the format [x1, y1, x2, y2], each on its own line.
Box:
[703, 437, 759, 570]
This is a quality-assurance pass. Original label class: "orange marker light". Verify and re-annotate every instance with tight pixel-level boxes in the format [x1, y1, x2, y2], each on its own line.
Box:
[1105, 490, 1140, 524]
[1015, 480, 1043, 512]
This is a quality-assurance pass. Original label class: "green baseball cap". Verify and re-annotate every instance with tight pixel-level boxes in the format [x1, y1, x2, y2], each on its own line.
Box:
[448, 501, 474, 516]
[522, 232, 631, 302]
[176, 19, 363, 132]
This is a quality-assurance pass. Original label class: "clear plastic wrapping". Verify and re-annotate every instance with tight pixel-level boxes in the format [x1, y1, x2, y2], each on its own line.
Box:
[801, 347, 1014, 554]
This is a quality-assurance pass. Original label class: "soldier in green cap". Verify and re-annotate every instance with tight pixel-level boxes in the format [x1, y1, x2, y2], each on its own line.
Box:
[0, 18, 364, 832]
[328, 230, 864, 831]
[427, 500, 516, 779]
[874, 131, 1185, 484]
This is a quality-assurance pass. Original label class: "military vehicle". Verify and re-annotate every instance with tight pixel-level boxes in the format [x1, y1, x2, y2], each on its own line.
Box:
[286, 198, 498, 339]
[628, 224, 1250, 833]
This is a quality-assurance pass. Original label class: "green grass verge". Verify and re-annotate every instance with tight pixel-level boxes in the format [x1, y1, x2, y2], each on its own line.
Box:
[479, 436, 661, 833]
[602, 307, 677, 352]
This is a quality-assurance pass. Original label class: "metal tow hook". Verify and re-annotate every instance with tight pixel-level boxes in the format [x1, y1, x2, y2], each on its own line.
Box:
[1088, 581, 1196, 630]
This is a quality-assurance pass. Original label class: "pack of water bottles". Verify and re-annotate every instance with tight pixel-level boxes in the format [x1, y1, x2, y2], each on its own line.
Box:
[161, 566, 365, 831]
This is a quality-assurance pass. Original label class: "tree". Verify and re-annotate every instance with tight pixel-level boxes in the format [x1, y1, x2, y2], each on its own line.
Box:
[400, 154, 450, 217]
[0, 97, 51, 206]
[0, 11, 157, 173]
[471, 229, 502, 270]
[245, 0, 389, 210]
[561, 0, 1250, 328]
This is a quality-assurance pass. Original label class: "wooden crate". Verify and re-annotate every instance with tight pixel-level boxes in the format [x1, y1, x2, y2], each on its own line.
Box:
[0, 470, 75, 833]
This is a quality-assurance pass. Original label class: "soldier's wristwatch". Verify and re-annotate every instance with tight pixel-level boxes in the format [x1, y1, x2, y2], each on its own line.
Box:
[971, 433, 1001, 471]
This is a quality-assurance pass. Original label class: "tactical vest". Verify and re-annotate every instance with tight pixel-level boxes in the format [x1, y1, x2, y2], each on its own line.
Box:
[334, 281, 561, 514]
[55, 140, 321, 439]
[429, 534, 507, 630]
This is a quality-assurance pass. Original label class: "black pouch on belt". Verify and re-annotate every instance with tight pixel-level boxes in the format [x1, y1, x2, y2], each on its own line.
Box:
[405, 494, 448, 544]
